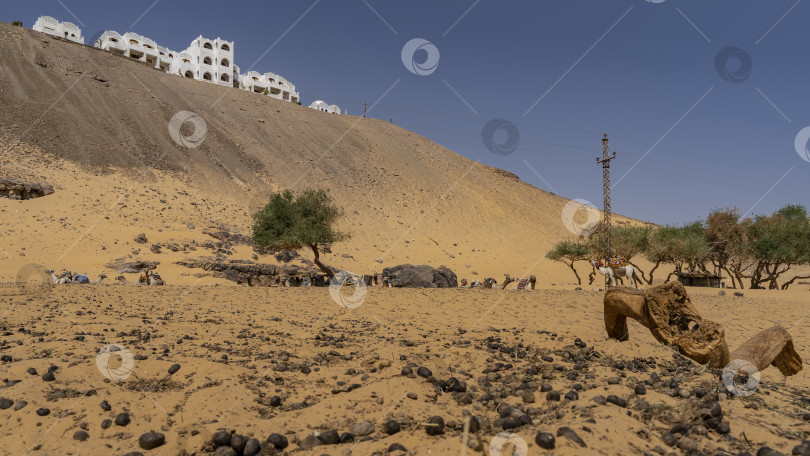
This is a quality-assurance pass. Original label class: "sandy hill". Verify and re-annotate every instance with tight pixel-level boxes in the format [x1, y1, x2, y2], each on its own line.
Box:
[0, 22, 640, 285]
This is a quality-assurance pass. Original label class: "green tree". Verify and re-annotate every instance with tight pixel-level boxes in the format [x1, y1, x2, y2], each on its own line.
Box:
[746, 205, 810, 289]
[546, 240, 591, 285]
[644, 223, 711, 283]
[589, 225, 653, 283]
[252, 189, 349, 280]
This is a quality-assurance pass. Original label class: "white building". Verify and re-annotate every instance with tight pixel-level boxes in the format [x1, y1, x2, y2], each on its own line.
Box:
[95, 31, 174, 72]
[309, 100, 341, 114]
[32, 16, 84, 44]
[177, 35, 238, 87]
[240, 71, 299, 103]
[92, 30, 301, 103]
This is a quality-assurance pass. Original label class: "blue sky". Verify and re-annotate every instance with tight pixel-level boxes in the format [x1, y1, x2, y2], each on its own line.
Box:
[6, 1, 810, 225]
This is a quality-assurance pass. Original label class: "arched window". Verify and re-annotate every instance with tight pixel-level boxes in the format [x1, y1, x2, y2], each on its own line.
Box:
[129, 39, 138, 45]
[221, 74, 230, 82]
[184, 71, 194, 78]
[221, 44, 230, 51]
[220, 58, 229, 67]
[203, 56, 212, 65]
[203, 42, 213, 50]
[203, 72, 212, 81]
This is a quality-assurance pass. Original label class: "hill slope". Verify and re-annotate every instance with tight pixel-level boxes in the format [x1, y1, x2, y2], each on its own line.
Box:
[0, 23, 639, 285]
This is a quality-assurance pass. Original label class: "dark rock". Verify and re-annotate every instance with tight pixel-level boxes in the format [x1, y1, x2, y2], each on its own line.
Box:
[417, 366, 432, 378]
[298, 434, 321, 450]
[36, 407, 50, 416]
[546, 390, 561, 401]
[446, 377, 466, 392]
[388, 443, 407, 453]
[318, 430, 340, 445]
[401, 367, 413, 376]
[661, 432, 677, 447]
[0, 177, 54, 200]
[792, 443, 810, 456]
[243, 438, 261, 456]
[213, 430, 232, 447]
[134, 233, 148, 244]
[606, 395, 627, 407]
[101, 419, 112, 429]
[556, 427, 586, 447]
[757, 448, 784, 456]
[230, 434, 247, 452]
[266, 433, 288, 449]
[634, 384, 646, 395]
[213, 447, 237, 456]
[300, 365, 311, 375]
[269, 395, 282, 407]
[564, 390, 579, 401]
[535, 432, 556, 449]
[425, 416, 445, 436]
[592, 395, 607, 405]
[42, 372, 55, 382]
[100, 400, 111, 411]
[138, 431, 165, 450]
[27, 368, 37, 375]
[381, 264, 458, 288]
[339, 432, 355, 444]
[13, 400, 27, 411]
[73, 430, 89, 441]
[716, 422, 731, 434]
[0, 398, 12, 409]
[114, 413, 130, 426]
[168, 364, 180, 375]
[383, 420, 401, 435]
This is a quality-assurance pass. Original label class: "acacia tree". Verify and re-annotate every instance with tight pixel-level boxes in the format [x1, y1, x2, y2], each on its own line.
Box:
[252, 189, 349, 280]
[746, 205, 810, 289]
[545, 240, 590, 285]
[644, 223, 711, 283]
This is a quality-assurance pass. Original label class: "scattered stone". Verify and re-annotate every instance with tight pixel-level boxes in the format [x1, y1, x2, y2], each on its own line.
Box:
[0, 398, 12, 410]
[634, 384, 646, 395]
[42, 372, 55, 382]
[606, 395, 627, 407]
[351, 421, 374, 436]
[138, 431, 165, 450]
[556, 427, 586, 447]
[168, 364, 180, 375]
[757, 447, 784, 456]
[535, 432, 556, 449]
[425, 416, 445, 436]
[298, 434, 321, 450]
[243, 438, 261, 456]
[213, 430, 232, 447]
[266, 433, 288, 449]
[73, 430, 89, 441]
[417, 366, 432, 378]
[213, 447, 237, 456]
[36, 407, 50, 416]
[269, 396, 282, 407]
[101, 419, 112, 429]
[339, 432, 355, 444]
[546, 391, 561, 401]
[115, 413, 130, 426]
[383, 419, 401, 435]
[230, 434, 247, 452]
[564, 390, 579, 401]
[661, 433, 676, 447]
[100, 400, 111, 411]
[14, 400, 27, 411]
[388, 443, 407, 453]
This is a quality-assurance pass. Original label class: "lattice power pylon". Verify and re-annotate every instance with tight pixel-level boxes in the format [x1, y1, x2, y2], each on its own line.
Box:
[597, 134, 616, 260]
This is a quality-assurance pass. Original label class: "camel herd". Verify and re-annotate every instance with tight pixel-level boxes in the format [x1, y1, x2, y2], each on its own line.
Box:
[43, 269, 165, 286]
[45, 270, 107, 285]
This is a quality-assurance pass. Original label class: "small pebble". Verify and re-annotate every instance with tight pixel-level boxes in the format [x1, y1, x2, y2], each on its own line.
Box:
[535, 432, 555, 449]
[115, 413, 130, 426]
[168, 364, 180, 375]
[383, 420, 401, 435]
[73, 430, 89, 441]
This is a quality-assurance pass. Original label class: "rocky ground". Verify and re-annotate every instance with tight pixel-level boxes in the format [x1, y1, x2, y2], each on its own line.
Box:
[1, 285, 809, 455]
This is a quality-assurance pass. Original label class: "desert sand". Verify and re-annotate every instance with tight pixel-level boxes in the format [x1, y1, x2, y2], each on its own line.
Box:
[2, 21, 810, 456]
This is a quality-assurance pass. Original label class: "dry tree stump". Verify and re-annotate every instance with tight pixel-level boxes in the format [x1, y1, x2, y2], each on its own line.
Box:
[604, 281, 802, 376]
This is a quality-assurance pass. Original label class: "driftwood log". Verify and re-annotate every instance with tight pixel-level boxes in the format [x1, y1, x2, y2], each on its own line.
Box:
[604, 282, 802, 376]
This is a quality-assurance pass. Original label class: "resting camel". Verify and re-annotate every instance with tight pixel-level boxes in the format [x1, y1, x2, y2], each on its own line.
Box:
[147, 273, 165, 286]
[603, 282, 802, 379]
[45, 270, 72, 285]
[591, 260, 641, 289]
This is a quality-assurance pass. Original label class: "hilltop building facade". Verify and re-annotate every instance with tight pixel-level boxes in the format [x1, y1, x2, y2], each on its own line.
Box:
[239, 71, 299, 103]
[35, 17, 308, 106]
[32, 16, 84, 44]
[309, 100, 341, 114]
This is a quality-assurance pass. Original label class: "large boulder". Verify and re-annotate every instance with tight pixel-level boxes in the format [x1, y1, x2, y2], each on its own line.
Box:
[0, 177, 54, 200]
[382, 264, 458, 288]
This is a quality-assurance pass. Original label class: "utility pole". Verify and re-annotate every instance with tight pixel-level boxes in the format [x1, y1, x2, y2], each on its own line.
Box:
[597, 134, 616, 260]
[363, 102, 367, 118]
